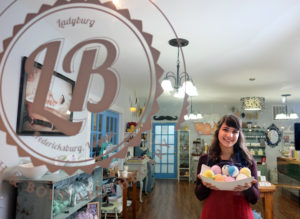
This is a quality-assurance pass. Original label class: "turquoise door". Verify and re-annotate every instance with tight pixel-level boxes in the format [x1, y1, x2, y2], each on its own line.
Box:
[152, 123, 177, 179]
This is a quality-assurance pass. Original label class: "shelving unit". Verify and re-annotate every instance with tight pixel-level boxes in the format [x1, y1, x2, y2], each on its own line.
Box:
[243, 128, 269, 179]
[243, 128, 266, 163]
[16, 168, 103, 219]
[177, 130, 191, 181]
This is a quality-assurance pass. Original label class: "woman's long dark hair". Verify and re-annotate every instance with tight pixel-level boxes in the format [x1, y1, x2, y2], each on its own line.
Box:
[208, 114, 253, 166]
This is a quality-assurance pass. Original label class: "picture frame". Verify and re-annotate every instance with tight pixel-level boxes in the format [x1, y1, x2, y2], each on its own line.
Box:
[87, 202, 100, 219]
[16, 57, 74, 135]
[283, 135, 290, 143]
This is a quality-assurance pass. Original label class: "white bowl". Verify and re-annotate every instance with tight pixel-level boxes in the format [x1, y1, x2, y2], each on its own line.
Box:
[19, 163, 48, 179]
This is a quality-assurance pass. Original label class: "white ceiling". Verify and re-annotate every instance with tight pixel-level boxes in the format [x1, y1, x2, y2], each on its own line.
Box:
[19, 0, 300, 104]
[110, 0, 300, 104]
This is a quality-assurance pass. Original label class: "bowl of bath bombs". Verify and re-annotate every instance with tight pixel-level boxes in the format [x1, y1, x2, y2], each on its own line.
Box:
[211, 165, 222, 174]
[200, 164, 254, 191]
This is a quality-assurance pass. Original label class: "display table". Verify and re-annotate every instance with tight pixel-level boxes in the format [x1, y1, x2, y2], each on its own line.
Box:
[124, 158, 148, 202]
[258, 182, 276, 219]
[118, 171, 137, 219]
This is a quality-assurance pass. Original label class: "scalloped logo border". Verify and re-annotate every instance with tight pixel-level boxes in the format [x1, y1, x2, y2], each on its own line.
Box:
[0, 0, 188, 175]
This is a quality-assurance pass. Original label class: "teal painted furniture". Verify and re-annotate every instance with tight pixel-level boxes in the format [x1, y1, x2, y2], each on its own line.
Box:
[16, 167, 103, 219]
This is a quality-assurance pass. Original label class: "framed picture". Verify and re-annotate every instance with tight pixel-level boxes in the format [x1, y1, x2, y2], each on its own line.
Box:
[283, 135, 290, 143]
[16, 57, 74, 135]
[87, 202, 100, 219]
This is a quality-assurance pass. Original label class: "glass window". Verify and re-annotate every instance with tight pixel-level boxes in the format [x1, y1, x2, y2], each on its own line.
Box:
[155, 125, 161, 134]
[90, 110, 119, 157]
[162, 125, 168, 134]
[168, 165, 174, 173]
[161, 164, 167, 173]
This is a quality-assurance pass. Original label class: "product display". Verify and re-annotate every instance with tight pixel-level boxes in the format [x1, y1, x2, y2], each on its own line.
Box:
[199, 164, 254, 190]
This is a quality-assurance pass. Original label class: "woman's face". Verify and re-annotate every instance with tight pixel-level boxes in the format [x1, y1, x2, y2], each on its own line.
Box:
[218, 122, 239, 149]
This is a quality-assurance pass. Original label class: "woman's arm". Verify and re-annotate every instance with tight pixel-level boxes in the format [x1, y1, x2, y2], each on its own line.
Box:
[242, 158, 260, 204]
[194, 154, 211, 201]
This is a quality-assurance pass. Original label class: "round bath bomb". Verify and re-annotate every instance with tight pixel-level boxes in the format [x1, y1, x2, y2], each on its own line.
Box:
[228, 165, 239, 177]
[203, 169, 215, 178]
[225, 176, 235, 182]
[236, 173, 248, 181]
[239, 167, 251, 177]
[211, 165, 222, 174]
[214, 174, 226, 182]
[222, 165, 230, 176]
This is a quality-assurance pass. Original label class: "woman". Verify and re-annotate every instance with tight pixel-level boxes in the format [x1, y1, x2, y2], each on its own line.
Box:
[195, 114, 259, 219]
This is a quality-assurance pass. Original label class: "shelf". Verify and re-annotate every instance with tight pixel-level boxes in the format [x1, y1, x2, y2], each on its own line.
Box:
[243, 128, 266, 132]
[244, 128, 266, 164]
[54, 193, 99, 219]
[245, 135, 266, 139]
[178, 130, 191, 181]
[247, 146, 265, 148]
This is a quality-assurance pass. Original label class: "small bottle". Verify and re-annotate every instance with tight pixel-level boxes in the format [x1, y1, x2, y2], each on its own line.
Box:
[204, 143, 208, 153]
[289, 146, 294, 158]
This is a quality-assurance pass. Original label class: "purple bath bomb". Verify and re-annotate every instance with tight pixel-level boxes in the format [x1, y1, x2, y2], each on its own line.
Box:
[211, 165, 222, 174]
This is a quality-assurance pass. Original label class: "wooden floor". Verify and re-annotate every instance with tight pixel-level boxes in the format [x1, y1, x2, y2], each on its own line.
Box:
[129, 179, 300, 219]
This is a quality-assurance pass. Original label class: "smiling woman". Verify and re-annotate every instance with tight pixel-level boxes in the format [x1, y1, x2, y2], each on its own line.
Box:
[195, 114, 259, 219]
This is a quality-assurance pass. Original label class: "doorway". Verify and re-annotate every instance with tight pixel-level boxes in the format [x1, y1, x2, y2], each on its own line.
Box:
[152, 123, 177, 179]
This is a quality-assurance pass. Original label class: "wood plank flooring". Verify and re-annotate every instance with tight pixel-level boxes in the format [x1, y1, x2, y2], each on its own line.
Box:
[128, 179, 300, 219]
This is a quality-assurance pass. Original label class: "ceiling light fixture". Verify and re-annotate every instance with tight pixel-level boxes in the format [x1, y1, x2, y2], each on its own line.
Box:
[275, 94, 298, 120]
[184, 97, 202, 120]
[240, 97, 265, 111]
[161, 38, 198, 98]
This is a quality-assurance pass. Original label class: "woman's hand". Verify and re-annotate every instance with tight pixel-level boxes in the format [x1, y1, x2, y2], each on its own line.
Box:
[234, 179, 258, 191]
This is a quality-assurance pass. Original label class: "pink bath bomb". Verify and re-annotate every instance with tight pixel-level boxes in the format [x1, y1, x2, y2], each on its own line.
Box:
[225, 176, 235, 182]
[211, 165, 222, 174]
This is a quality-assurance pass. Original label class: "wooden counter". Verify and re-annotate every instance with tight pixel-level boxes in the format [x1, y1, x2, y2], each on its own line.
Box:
[259, 183, 276, 219]
[277, 157, 300, 181]
[277, 156, 300, 206]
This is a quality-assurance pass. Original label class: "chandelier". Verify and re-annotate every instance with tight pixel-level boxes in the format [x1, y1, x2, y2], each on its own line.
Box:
[184, 97, 202, 120]
[275, 94, 298, 120]
[240, 97, 265, 111]
[161, 38, 198, 98]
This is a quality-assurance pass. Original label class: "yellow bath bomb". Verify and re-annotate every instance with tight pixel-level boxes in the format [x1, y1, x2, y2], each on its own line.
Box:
[203, 170, 215, 178]
[214, 174, 226, 182]
[239, 167, 251, 177]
